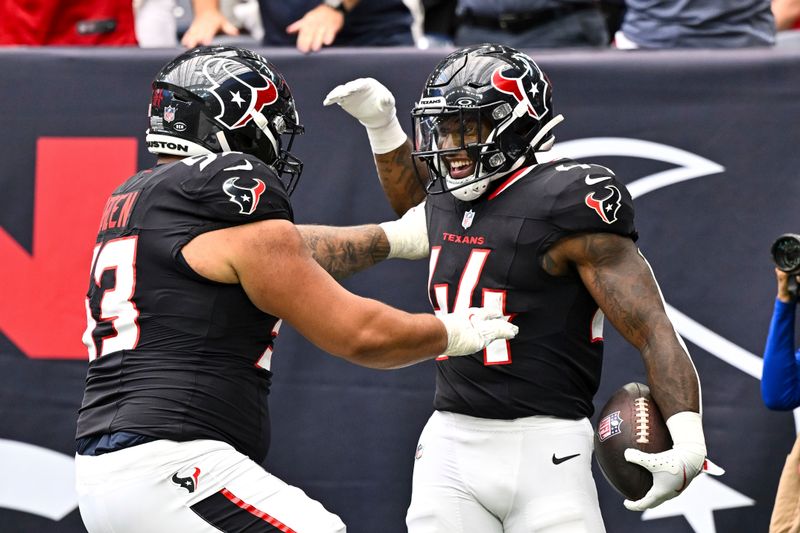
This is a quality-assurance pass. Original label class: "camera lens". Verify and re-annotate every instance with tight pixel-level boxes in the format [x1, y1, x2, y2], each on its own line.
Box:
[771, 234, 800, 274]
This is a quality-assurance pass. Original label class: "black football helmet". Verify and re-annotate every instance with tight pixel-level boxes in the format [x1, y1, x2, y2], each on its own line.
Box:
[146, 46, 304, 194]
[412, 44, 564, 201]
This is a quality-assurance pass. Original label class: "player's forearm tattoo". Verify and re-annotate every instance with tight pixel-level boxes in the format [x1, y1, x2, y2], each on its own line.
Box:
[374, 140, 427, 215]
[587, 240, 650, 338]
[578, 233, 700, 415]
[297, 225, 390, 280]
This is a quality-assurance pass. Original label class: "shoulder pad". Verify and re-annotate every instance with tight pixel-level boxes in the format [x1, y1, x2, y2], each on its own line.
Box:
[178, 152, 292, 223]
[548, 160, 636, 239]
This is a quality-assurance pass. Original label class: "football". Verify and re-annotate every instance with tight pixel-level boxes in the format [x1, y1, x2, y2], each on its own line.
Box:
[593, 382, 672, 501]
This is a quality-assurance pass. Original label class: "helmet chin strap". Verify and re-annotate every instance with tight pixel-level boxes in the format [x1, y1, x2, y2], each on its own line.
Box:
[528, 114, 564, 152]
[216, 131, 232, 152]
[446, 113, 565, 201]
[498, 113, 564, 176]
[482, 111, 564, 170]
[252, 110, 280, 160]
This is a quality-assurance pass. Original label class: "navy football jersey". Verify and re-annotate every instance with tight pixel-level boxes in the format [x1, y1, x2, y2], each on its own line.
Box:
[76, 152, 292, 462]
[426, 159, 637, 420]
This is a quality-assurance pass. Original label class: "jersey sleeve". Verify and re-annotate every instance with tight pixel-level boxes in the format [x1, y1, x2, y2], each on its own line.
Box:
[179, 152, 293, 226]
[761, 299, 800, 410]
[548, 164, 637, 241]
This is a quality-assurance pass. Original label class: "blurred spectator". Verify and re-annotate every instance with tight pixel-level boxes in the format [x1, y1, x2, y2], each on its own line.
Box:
[232, 0, 267, 41]
[616, 0, 775, 48]
[0, 0, 137, 45]
[182, 0, 415, 52]
[181, 0, 241, 47]
[135, 0, 179, 47]
[452, 0, 609, 48]
[264, 0, 414, 52]
[773, 0, 800, 30]
[599, 0, 625, 43]
[418, 0, 457, 47]
[139, 0, 262, 48]
[773, 0, 800, 47]
[178, 0, 263, 47]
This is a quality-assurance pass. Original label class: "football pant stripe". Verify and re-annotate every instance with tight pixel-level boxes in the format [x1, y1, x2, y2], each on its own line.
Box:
[191, 488, 295, 532]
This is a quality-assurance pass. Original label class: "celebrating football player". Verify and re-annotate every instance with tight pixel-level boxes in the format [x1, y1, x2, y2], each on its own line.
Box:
[324, 43, 709, 531]
[74, 45, 518, 533]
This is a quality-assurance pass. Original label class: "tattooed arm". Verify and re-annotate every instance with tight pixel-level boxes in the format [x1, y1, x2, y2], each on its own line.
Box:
[322, 78, 427, 216]
[543, 232, 700, 418]
[546, 231, 710, 510]
[296, 224, 390, 281]
[374, 138, 428, 216]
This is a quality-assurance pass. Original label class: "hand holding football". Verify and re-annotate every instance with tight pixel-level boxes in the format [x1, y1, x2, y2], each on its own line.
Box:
[594, 382, 672, 501]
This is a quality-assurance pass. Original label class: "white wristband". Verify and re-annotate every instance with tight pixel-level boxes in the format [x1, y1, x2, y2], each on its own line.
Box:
[665, 411, 707, 456]
[365, 117, 407, 155]
[378, 201, 428, 260]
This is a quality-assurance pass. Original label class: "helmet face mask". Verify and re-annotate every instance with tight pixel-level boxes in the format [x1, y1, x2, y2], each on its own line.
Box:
[412, 44, 561, 202]
[147, 46, 304, 195]
[413, 100, 516, 201]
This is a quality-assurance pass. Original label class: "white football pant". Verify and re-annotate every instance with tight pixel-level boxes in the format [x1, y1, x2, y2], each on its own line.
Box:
[75, 439, 345, 533]
[407, 411, 606, 533]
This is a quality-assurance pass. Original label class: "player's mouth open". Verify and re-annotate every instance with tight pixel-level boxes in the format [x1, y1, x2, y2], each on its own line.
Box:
[447, 157, 475, 179]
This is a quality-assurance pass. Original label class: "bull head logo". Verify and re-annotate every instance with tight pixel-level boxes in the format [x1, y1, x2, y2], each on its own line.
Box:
[585, 184, 622, 224]
[223, 177, 266, 215]
[490, 68, 546, 119]
[204, 57, 278, 130]
[171, 467, 201, 493]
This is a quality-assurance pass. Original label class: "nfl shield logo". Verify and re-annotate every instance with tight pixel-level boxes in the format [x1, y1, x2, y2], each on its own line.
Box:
[164, 105, 176, 123]
[598, 411, 623, 442]
[462, 209, 475, 230]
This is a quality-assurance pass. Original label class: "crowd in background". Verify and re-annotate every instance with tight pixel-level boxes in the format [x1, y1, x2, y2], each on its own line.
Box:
[0, 0, 797, 49]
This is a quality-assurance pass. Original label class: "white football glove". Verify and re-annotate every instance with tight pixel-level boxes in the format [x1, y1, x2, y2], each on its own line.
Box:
[323, 78, 407, 154]
[623, 411, 707, 511]
[378, 201, 429, 260]
[438, 307, 518, 357]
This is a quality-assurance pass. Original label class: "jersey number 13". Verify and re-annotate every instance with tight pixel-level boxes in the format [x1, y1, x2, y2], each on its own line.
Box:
[82, 236, 140, 360]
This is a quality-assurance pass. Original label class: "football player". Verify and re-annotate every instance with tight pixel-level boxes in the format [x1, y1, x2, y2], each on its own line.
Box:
[324, 43, 708, 531]
[74, 45, 518, 533]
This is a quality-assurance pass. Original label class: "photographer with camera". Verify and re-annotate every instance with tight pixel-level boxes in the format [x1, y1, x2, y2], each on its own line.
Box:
[762, 234, 800, 533]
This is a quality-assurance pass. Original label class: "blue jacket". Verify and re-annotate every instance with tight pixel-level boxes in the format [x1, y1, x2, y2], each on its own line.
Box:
[762, 299, 800, 410]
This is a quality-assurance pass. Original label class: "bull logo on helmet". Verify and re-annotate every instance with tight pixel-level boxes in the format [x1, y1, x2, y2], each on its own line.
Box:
[585, 184, 623, 224]
[490, 68, 548, 119]
[204, 57, 278, 130]
[223, 177, 266, 215]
